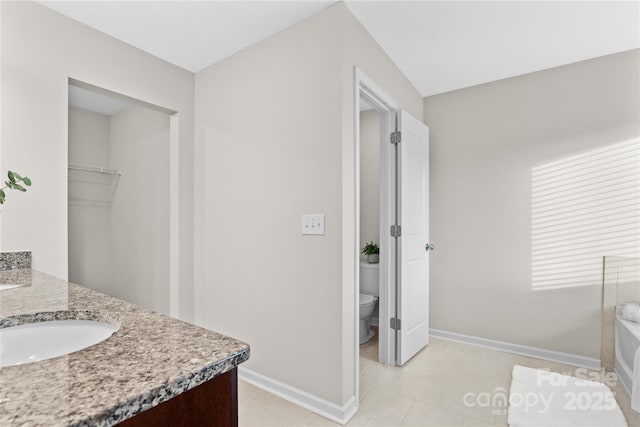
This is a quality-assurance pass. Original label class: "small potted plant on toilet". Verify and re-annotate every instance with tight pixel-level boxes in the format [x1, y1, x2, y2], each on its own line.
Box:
[361, 241, 379, 264]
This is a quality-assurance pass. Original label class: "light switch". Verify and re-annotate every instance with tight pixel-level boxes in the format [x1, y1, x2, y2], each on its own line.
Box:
[302, 214, 325, 235]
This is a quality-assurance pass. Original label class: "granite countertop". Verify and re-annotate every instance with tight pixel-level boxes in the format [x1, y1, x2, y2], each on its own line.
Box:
[0, 269, 250, 426]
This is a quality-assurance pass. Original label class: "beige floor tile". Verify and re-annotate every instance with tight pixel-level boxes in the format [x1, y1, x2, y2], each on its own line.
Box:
[397, 376, 496, 423]
[305, 413, 342, 426]
[401, 400, 466, 426]
[360, 355, 379, 375]
[462, 416, 496, 426]
[359, 362, 406, 393]
[358, 378, 374, 402]
[360, 327, 379, 359]
[401, 341, 504, 384]
[395, 370, 461, 407]
[239, 337, 639, 427]
[351, 388, 414, 427]
[612, 384, 640, 426]
[239, 384, 317, 427]
[494, 412, 509, 426]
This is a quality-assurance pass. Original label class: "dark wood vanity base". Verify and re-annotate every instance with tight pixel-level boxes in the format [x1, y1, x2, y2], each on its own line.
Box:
[118, 368, 238, 427]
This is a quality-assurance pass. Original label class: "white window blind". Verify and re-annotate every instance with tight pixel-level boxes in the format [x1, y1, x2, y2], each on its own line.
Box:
[531, 139, 640, 290]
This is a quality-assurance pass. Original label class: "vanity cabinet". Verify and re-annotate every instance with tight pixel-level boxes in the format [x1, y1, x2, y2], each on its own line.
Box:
[118, 368, 238, 427]
[0, 267, 249, 427]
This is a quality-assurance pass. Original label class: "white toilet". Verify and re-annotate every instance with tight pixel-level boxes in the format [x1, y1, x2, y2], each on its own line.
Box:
[360, 261, 379, 344]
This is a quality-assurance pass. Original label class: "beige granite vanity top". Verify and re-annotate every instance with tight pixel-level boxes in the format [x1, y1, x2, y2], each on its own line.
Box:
[0, 269, 250, 426]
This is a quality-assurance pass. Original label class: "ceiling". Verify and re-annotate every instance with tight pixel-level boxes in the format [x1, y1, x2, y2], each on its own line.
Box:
[39, 1, 336, 73]
[40, 1, 639, 97]
[346, 1, 640, 96]
[69, 85, 131, 116]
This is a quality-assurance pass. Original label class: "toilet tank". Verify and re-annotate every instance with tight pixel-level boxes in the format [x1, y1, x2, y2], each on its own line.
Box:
[360, 261, 379, 296]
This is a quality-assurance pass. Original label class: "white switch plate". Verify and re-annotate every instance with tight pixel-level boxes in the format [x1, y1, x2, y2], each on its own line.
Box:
[302, 214, 325, 235]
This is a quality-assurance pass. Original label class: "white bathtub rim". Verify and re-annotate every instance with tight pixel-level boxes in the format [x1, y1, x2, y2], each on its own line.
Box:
[614, 362, 632, 399]
[617, 316, 640, 340]
[614, 306, 639, 401]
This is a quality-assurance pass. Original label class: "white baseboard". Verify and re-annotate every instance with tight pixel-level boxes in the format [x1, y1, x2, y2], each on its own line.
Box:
[238, 366, 357, 425]
[429, 328, 601, 371]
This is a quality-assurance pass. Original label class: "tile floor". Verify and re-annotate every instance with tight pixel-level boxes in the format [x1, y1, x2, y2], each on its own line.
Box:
[238, 331, 640, 426]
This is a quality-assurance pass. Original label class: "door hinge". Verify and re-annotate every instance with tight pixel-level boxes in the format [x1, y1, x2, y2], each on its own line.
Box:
[390, 131, 401, 144]
[390, 225, 401, 237]
[390, 318, 401, 330]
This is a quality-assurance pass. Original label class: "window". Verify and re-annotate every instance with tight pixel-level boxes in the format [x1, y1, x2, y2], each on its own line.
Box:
[531, 139, 640, 290]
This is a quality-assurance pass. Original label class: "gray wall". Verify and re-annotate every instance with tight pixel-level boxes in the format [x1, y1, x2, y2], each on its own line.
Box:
[359, 109, 380, 254]
[195, 4, 344, 404]
[110, 106, 170, 315]
[68, 107, 112, 291]
[424, 49, 640, 359]
[0, 1, 195, 321]
[194, 3, 423, 407]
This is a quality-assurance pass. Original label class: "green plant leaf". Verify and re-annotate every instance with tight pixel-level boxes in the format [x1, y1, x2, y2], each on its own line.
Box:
[1, 170, 31, 202]
[361, 241, 379, 255]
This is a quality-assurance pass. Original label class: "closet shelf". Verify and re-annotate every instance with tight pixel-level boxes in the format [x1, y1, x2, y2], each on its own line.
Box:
[68, 164, 121, 176]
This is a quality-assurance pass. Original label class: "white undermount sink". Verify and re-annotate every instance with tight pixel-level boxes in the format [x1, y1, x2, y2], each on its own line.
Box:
[0, 284, 23, 290]
[0, 319, 118, 367]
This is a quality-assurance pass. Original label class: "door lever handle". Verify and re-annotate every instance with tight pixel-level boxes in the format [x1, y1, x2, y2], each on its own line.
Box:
[425, 243, 435, 252]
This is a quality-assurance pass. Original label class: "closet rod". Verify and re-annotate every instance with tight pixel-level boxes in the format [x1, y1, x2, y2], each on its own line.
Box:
[68, 164, 121, 176]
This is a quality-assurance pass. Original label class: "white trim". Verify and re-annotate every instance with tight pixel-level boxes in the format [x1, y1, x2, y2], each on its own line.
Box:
[238, 366, 357, 425]
[430, 328, 601, 370]
[69, 79, 175, 115]
[352, 67, 361, 407]
[169, 114, 180, 318]
[354, 67, 399, 373]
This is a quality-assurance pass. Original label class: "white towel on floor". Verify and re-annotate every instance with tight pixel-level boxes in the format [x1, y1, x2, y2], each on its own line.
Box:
[508, 365, 627, 427]
[633, 347, 640, 413]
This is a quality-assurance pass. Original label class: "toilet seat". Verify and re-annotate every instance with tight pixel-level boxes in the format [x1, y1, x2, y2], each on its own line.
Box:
[360, 294, 375, 305]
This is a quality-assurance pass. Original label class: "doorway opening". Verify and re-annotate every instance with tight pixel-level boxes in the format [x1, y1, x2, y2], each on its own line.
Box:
[67, 79, 180, 317]
[354, 69, 431, 404]
[358, 96, 382, 368]
[355, 71, 398, 410]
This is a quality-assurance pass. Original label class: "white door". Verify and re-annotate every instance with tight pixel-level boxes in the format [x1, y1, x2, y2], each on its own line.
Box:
[397, 110, 430, 365]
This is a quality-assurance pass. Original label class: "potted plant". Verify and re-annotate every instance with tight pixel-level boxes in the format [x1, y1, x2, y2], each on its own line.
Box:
[361, 241, 379, 264]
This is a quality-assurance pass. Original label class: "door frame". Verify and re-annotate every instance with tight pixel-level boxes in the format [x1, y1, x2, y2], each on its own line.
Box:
[67, 78, 181, 319]
[353, 68, 399, 401]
